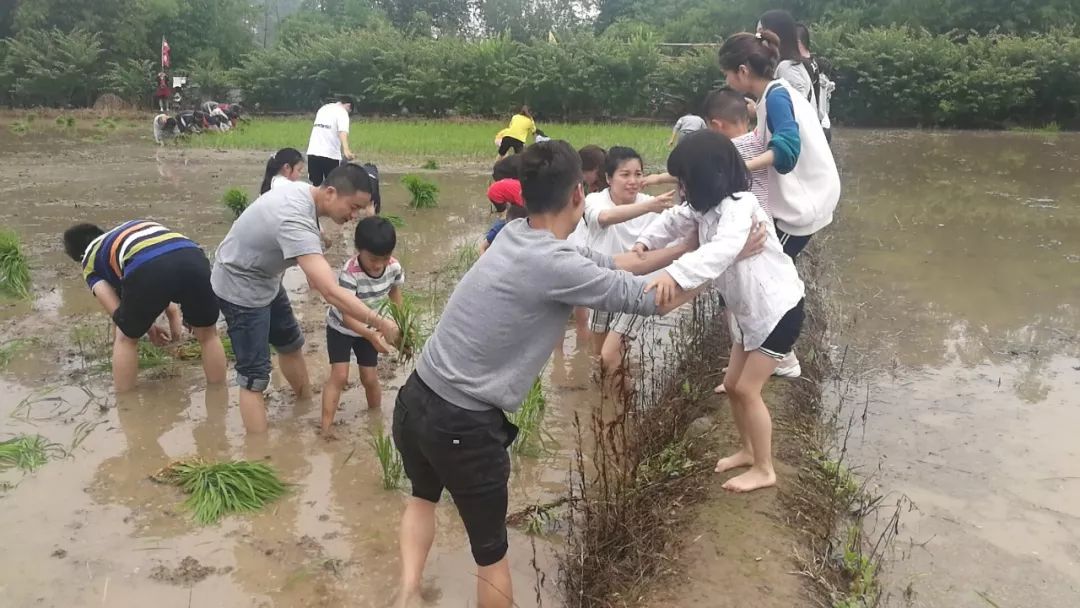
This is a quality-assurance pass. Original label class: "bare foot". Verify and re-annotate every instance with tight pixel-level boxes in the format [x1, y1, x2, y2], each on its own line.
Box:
[715, 449, 754, 472]
[320, 428, 339, 441]
[721, 467, 777, 493]
[714, 382, 727, 394]
[394, 588, 423, 608]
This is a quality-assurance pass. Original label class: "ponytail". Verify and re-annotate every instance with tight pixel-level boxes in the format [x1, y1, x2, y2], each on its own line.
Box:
[260, 147, 304, 194]
[718, 32, 781, 79]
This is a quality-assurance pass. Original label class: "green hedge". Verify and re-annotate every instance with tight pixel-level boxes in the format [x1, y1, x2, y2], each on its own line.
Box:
[4, 26, 1079, 129]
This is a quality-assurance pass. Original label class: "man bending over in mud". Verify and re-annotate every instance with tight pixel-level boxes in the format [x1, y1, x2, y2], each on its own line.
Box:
[211, 164, 399, 434]
[63, 221, 227, 392]
[390, 140, 767, 608]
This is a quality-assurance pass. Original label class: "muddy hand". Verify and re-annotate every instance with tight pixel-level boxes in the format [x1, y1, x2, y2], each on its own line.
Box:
[380, 318, 402, 348]
[645, 272, 679, 307]
[147, 325, 170, 347]
[369, 331, 393, 355]
[737, 220, 767, 260]
[650, 190, 677, 212]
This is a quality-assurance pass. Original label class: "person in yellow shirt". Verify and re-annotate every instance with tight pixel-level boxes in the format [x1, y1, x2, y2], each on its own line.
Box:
[494, 105, 537, 159]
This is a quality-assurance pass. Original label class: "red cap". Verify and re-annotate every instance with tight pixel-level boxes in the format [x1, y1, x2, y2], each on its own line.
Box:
[487, 179, 524, 207]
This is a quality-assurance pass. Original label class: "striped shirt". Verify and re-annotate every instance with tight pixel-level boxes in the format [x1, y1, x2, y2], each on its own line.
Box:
[732, 131, 772, 218]
[326, 255, 405, 337]
[82, 220, 198, 291]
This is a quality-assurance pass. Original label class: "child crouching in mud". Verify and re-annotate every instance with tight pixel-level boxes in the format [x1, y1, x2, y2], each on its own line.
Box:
[635, 130, 805, 493]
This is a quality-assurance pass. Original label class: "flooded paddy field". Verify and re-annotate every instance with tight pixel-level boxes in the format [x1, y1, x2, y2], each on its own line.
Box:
[0, 127, 1078, 607]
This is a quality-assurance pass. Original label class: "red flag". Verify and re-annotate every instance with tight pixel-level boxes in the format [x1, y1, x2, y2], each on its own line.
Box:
[161, 37, 171, 69]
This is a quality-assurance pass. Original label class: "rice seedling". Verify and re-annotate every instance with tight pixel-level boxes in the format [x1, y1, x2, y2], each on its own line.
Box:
[95, 117, 117, 131]
[9, 121, 29, 135]
[0, 435, 66, 473]
[222, 187, 250, 219]
[174, 335, 235, 361]
[421, 159, 439, 170]
[55, 116, 76, 128]
[178, 118, 671, 167]
[379, 297, 426, 363]
[401, 174, 439, 209]
[137, 341, 170, 369]
[508, 378, 546, 455]
[153, 458, 287, 524]
[369, 430, 404, 490]
[382, 214, 406, 229]
[0, 229, 32, 299]
[441, 242, 479, 280]
[0, 339, 31, 368]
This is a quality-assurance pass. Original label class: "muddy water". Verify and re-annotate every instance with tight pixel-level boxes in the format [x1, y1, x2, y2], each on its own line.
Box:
[827, 131, 1080, 607]
[0, 136, 608, 607]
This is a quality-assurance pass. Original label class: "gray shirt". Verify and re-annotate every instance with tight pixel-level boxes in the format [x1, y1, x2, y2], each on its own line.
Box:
[416, 219, 659, 413]
[211, 181, 323, 307]
[674, 114, 707, 138]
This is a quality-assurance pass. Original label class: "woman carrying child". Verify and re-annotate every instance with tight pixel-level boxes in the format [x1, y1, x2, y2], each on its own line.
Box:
[636, 130, 804, 493]
[260, 148, 306, 194]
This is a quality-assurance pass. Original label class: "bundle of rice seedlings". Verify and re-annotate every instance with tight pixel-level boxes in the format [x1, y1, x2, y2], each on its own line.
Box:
[401, 175, 438, 209]
[137, 341, 170, 369]
[0, 435, 65, 473]
[382, 214, 405, 229]
[153, 458, 286, 524]
[370, 430, 404, 490]
[9, 121, 29, 135]
[222, 188, 250, 219]
[0, 229, 31, 299]
[174, 336, 235, 361]
[379, 297, 426, 363]
[508, 378, 546, 455]
[55, 116, 76, 128]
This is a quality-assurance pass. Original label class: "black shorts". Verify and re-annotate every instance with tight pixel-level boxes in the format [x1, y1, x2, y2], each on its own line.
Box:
[113, 247, 219, 339]
[497, 136, 524, 156]
[775, 225, 813, 260]
[759, 299, 805, 358]
[308, 155, 339, 187]
[326, 326, 378, 367]
[392, 372, 518, 566]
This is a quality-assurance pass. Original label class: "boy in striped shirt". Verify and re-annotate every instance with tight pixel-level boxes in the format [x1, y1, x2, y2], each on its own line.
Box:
[320, 216, 404, 437]
[62, 220, 227, 392]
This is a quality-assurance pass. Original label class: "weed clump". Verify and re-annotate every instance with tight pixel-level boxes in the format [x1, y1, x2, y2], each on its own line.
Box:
[370, 430, 404, 490]
[222, 187, 250, 219]
[0, 229, 32, 299]
[402, 175, 438, 209]
[0, 435, 65, 473]
[153, 458, 287, 524]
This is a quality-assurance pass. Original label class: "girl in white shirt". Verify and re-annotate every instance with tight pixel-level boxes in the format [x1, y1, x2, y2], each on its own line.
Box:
[580, 147, 673, 377]
[259, 148, 306, 194]
[636, 130, 804, 493]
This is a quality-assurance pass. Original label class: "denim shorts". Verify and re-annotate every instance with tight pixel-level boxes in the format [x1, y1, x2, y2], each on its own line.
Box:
[217, 286, 305, 392]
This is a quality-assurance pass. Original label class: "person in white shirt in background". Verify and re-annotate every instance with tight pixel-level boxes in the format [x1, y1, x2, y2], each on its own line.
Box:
[796, 22, 836, 144]
[579, 146, 675, 380]
[636, 130, 805, 493]
[260, 148, 306, 195]
[758, 10, 815, 107]
[307, 96, 355, 186]
[152, 114, 178, 145]
[668, 112, 707, 148]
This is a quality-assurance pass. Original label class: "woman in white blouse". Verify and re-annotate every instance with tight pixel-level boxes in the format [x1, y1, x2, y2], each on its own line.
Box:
[635, 131, 805, 494]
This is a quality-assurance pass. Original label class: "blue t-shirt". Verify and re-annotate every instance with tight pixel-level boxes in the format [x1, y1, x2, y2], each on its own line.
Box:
[485, 219, 507, 244]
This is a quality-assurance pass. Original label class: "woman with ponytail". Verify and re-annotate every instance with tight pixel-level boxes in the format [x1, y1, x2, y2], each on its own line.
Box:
[260, 148, 306, 194]
[634, 130, 802, 493]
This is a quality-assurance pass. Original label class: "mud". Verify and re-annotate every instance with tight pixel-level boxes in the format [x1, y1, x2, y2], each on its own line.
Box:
[824, 130, 1080, 607]
[1, 127, 1078, 607]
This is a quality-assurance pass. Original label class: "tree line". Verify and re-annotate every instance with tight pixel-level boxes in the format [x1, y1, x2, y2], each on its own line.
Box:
[2, 0, 1080, 128]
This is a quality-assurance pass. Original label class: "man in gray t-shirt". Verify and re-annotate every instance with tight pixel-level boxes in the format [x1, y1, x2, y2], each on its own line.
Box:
[211, 164, 400, 434]
[391, 141, 730, 608]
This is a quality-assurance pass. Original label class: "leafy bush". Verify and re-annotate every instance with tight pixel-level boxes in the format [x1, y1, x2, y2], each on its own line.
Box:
[0, 28, 104, 107]
[104, 58, 155, 106]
